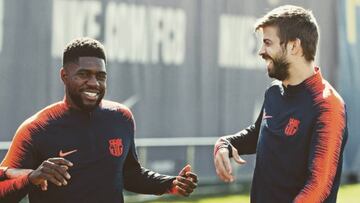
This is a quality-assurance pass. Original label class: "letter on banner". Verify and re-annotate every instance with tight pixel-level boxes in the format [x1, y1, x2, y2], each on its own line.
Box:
[218, 15, 263, 69]
[105, 3, 186, 65]
[51, 0, 101, 58]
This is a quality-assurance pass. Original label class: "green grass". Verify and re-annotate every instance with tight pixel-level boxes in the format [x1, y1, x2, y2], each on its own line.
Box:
[147, 194, 249, 203]
[337, 183, 360, 203]
[147, 183, 360, 203]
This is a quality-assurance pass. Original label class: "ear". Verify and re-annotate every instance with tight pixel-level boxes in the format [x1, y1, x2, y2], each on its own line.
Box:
[60, 67, 67, 84]
[287, 38, 302, 55]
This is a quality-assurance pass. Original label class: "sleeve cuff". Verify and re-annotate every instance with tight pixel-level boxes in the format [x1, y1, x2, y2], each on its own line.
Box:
[214, 138, 232, 157]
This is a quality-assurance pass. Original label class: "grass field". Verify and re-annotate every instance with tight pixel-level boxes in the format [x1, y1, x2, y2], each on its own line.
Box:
[147, 183, 360, 203]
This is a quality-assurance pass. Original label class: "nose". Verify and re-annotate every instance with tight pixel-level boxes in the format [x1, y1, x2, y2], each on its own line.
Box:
[258, 44, 266, 56]
[86, 75, 100, 87]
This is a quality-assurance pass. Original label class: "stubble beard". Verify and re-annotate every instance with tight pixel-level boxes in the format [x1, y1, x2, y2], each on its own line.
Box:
[267, 52, 290, 81]
[68, 88, 104, 112]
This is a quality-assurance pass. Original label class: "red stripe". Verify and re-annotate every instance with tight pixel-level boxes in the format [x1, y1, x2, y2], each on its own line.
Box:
[0, 174, 29, 198]
[294, 69, 345, 202]
[1, 102, 68, 168]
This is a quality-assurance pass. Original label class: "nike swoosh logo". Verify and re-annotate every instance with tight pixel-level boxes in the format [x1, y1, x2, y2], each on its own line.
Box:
[59, 149, 78, 157]
[263, 115, 273, 119]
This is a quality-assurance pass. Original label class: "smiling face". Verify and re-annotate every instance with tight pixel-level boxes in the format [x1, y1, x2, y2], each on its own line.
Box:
[62, 56, 107, 111]
[258, 26, 290, 81]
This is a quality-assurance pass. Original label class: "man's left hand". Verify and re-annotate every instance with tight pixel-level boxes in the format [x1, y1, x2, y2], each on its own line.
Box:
[169, 164, 198, 197]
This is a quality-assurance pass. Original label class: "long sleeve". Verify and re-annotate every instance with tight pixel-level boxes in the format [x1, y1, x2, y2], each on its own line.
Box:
[294, 102, 348, 203]
[120, 105, 175, 195]
[0, 119, 39, 201]
[1, 118, 38, 169]
[0, 174, 32, 202]
[123, 139, 174, 195]
[215, 105, 264, 156]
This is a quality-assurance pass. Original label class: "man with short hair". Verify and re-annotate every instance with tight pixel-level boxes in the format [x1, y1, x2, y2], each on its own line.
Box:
[0, 37, 197, 202]
[214, 5, 347, 203]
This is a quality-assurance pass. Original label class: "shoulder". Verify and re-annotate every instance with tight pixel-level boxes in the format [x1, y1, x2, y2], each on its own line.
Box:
[265, 80, 282, 95]
[269, 80, 282, 89]
[25, 101, 67, 124]
[15, 101, 68, 139]
[303, 70, 345, 112]
[307, 80, 346, 130]
[312, 80, 345, 112]
[100, 100, 133, 120]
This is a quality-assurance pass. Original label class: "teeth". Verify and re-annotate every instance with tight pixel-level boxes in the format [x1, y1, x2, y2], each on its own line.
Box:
[83, 92, 98, 97]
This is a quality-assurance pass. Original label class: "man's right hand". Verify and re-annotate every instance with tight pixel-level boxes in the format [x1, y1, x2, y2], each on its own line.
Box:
[214, 142, 246, 183]
[29, 158, 73, 191]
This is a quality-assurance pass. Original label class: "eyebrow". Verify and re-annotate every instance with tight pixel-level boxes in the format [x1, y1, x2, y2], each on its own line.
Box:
[77, 69, 107, 75]
[98, 71, 107, 76]
[263, 39, 272, 43]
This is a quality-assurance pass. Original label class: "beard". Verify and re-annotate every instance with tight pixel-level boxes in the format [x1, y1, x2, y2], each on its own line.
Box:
[263, 52, 290, 81]
[68, 88, 104, 112]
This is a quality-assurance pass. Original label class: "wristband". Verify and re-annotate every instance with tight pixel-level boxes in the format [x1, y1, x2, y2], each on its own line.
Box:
[166, 178, 178, 195]
[214, 138, 231, 156]
[214, 138, 234, 157]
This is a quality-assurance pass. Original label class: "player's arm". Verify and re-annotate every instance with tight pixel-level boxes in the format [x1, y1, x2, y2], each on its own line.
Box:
[214, 105, 263, 182]
[123, 139, 197, 196]
[0, 162, 72, 201]
[120, 109, 174, 195]
[123, 139, 175, 195]
[121, 107, 197, 196]
[1, 119, 73, 199]
[0, 120, 41, 201]
[0, 167, 33, 201]
[294, 103, 347, 203]
[215, 105, 263, 156]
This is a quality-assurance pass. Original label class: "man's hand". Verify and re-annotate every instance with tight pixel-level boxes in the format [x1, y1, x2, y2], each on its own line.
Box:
[214, 141, 246, 182]
[28, 158, 73, 191]
[169, 164, 198, 197]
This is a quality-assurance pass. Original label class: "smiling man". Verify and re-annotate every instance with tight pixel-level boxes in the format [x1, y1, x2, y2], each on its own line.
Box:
[214, 5, 348, 203]
[0, 37, 197, 203]
[63, 56, 106, 111]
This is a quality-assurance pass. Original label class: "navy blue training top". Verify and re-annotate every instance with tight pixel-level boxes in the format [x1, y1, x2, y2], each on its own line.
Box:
[1, 100, 174, 203]
[220, 68, 348, 203]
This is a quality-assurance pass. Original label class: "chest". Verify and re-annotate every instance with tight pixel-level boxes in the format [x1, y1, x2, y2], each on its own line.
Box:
[35, 113, 132, 168]
[260, 92, 316, 144]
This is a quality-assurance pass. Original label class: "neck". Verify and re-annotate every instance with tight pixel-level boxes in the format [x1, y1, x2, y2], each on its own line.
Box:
[63, 94, 80, 110]
[282, 60, 315, 87]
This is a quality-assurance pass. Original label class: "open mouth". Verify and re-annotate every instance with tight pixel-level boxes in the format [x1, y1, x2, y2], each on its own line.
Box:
[82, 91, 100, 101]
[266, 59, 273, 67]
[261, 55, 272, 66]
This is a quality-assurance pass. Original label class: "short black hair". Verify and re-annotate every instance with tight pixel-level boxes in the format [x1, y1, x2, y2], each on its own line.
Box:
[255, 5, 319, 62]
[62, 37, 106, 66]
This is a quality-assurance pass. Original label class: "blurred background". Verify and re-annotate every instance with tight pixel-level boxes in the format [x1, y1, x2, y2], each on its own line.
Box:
[0, 0, 359, 202]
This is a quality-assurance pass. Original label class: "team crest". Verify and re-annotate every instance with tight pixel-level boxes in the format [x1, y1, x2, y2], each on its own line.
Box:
[108, 138, 123, 157]
[284, 118, 300, 136]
